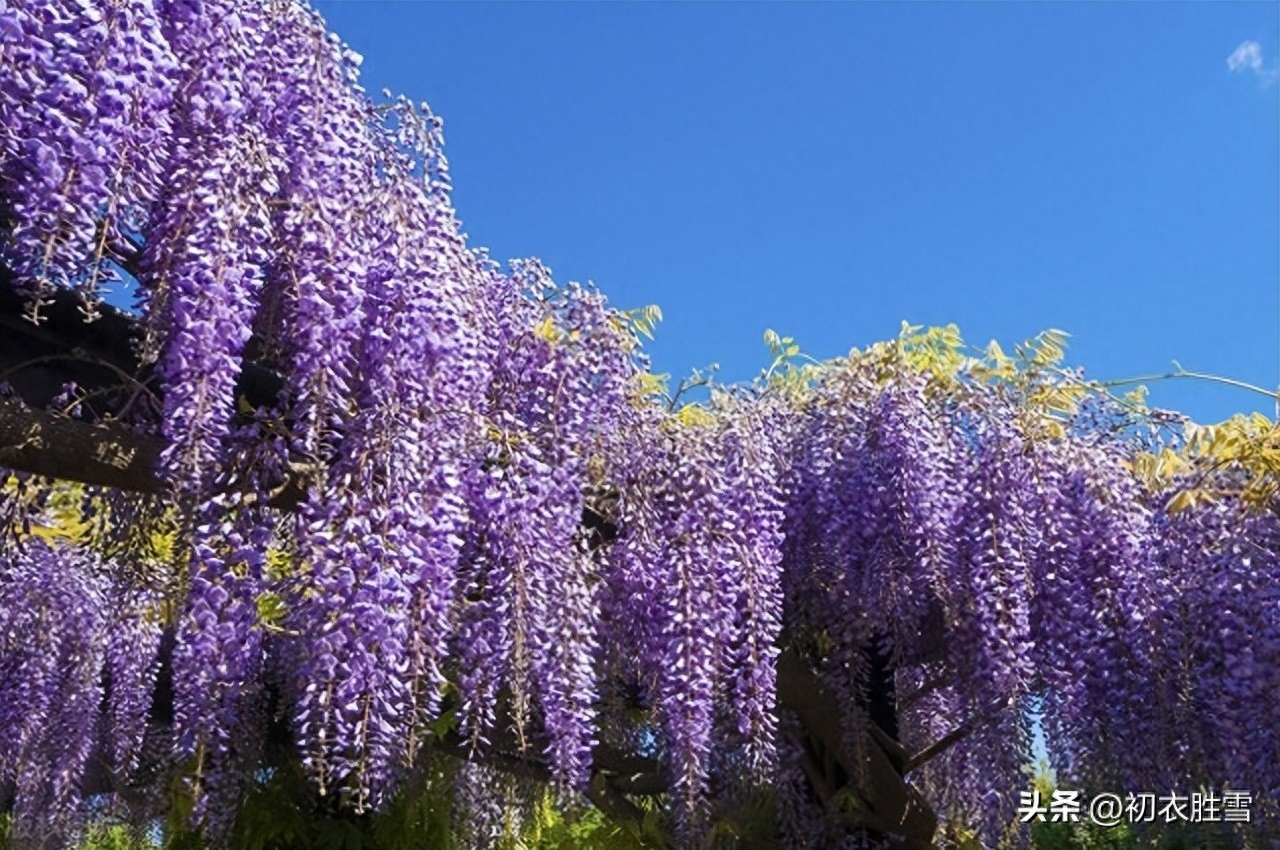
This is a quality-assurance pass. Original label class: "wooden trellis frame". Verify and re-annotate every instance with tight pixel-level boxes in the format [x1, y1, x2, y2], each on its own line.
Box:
[0, 264, 938, 849]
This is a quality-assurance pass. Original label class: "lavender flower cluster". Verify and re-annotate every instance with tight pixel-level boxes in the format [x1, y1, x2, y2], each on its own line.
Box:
[0, 539, 162, 844]
[599, 402, 787, 832]
[779, 364, 1280, 844]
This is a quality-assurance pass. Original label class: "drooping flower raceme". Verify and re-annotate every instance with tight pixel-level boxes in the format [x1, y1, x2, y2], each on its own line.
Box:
[0, 539, 151, 843]
[0, 0, 178, 315]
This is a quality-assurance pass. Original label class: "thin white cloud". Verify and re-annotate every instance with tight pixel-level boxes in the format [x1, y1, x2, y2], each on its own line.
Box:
[1227, 40, 1278, 84]
[1227, 40, 1263, 73]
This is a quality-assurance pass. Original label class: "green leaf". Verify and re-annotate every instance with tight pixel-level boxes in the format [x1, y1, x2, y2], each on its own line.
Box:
[255, 591, 288, 628]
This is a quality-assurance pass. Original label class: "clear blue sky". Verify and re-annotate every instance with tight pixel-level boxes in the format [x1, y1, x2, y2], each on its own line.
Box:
[316, 1, 1278, 424]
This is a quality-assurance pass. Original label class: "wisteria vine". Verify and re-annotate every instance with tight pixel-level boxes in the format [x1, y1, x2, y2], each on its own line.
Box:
[1, 2, 1278, 848]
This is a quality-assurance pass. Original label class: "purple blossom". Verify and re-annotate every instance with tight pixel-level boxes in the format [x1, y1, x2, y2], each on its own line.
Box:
[0, 539, 109, 843]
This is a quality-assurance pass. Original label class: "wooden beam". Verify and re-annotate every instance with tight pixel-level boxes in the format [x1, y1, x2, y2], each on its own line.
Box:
[0, 395, 165, 492]
[777, 649, 937, 849]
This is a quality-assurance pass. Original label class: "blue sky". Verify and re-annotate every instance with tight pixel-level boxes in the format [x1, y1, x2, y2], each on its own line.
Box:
[316, 1, 1278, 424]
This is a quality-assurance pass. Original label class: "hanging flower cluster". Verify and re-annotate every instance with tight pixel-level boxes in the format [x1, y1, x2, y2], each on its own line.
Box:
[598, 401, 787, 831]
[0, 538, 162, 844]
[776, 350, 1279, 844]
[0, 0, 177, 315]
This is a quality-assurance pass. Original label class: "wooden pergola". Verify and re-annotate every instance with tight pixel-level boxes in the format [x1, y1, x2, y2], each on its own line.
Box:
[0, 264, 939, 848]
